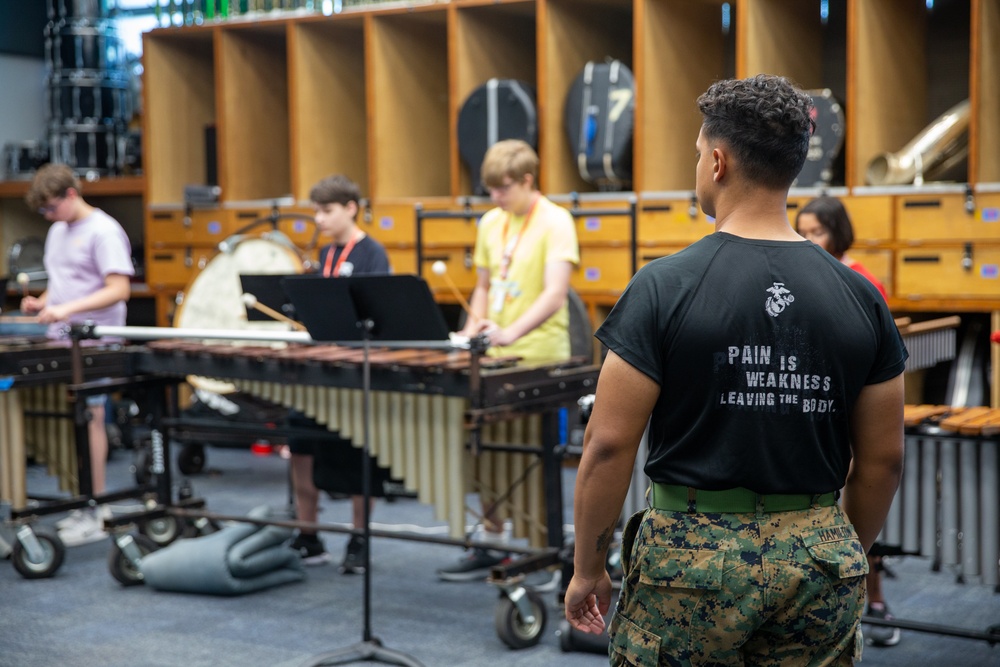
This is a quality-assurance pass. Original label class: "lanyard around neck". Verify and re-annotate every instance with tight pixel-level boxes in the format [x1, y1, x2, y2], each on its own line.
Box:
[323, 231, 364, 277]
[499, 196, 539, 280]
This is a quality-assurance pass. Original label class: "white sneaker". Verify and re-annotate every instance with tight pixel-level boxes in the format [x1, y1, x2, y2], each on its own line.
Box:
[58, 511, 107, 547]
[55, 509, 88, 530]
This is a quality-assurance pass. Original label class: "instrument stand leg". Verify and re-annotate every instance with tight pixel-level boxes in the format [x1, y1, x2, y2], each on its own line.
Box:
[300, 321, 425, 667]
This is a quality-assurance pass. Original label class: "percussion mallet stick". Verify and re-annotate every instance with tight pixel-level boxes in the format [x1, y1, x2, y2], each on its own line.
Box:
[16, 272, 30, 298]
[431, 261, 478, 324]
[241, 293, 309, 332]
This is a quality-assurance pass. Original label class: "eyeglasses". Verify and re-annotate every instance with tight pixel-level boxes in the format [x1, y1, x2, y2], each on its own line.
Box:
[38, 196, 65, 215]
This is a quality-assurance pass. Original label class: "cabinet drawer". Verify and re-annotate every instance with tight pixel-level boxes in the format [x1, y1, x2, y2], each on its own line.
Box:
[572, 246, 632, 294]
[896, 193, 999, 241]
[387, 247, 417, 276]
[786, 195, 893, 242]
[146, 246, 217, 289]
[851, 249, 893, 297]
[637, 198, 714, 244]
[418, 247, 477, 292]
[636, 245, 688, 270]
[896, 245, 1000, 298]
[276, 206, 318, 248]
[571, 199, 634, 245]
[369, 202, 418, 245]
[420, 212, 482, 247]
[146, 209, 234, 247]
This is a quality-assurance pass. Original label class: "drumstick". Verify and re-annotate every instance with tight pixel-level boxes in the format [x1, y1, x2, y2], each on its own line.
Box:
[431, 261, 477, 324]
[241, 293, 308, 332]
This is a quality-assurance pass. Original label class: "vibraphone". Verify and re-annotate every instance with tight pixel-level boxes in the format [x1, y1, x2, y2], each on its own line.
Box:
[879, 404, 1000, 589]
[132, 339, 600, 548]
[0, 338, 132, 509]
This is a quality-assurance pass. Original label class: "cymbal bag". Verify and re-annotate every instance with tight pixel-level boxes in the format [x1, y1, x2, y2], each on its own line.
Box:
[457, 78, 538, 196]
[564, 59, 635, 191]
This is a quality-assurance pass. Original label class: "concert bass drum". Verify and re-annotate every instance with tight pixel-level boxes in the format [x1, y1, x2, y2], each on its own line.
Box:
[173, 235, 304, 395]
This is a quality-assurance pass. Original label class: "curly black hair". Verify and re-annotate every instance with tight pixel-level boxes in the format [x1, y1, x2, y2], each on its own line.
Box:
[697, 74, 815, 189]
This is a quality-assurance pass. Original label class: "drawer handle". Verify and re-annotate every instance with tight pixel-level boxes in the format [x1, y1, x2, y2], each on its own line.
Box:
[237, 212, 259, 219]
[902, 200, 941, 209]
[902, 256, 941, 263]
[152, 212, 173, 220]
[641, 205, 673, 213]
[152, 253, 175, 261]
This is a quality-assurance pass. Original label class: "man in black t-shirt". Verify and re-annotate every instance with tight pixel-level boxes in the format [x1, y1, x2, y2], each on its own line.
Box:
[287, 175, 391, 573]
[564, 75, 907, 665]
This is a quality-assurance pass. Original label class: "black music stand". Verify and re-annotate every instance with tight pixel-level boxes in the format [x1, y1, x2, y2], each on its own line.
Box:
[287, 275, 451, 667]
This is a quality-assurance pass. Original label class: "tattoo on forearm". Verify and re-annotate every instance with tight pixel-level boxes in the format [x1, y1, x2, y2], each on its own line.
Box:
[595, 524, 614, 555]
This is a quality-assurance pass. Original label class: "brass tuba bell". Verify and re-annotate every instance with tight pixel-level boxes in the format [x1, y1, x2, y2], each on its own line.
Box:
[865, 99, 969, 186]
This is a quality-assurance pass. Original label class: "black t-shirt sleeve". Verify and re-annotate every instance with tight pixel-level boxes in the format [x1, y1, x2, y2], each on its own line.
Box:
[596, 267, 666, 386]
[865, 286, 908, 384]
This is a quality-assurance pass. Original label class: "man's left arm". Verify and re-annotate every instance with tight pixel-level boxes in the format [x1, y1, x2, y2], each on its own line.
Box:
[565, 351, 660, 633]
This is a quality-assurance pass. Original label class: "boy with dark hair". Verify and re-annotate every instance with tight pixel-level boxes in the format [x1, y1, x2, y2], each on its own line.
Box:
[287, 174, 390, 571]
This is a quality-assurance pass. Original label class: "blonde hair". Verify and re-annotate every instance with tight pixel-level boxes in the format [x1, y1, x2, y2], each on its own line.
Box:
[480, 139, 539, 190]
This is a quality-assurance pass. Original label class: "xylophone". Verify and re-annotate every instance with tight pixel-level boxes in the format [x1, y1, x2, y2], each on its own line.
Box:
[0, 338, 131, 507]
[131, 339, 600, 548]
[878, 404, 1000, 588]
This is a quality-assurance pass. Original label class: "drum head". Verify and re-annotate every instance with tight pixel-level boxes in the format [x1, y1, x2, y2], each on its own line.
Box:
[174, 237, 303, 393]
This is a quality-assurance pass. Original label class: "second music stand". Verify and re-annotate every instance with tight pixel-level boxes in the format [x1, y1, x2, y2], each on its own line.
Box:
[287, 275, 452, 667]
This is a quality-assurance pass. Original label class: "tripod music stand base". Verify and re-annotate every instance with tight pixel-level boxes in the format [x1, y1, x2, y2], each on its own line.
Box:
[301, 639, 426, 667]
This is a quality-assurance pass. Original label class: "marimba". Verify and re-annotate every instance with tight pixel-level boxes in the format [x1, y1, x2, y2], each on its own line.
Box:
[132, 339, 600, 548]
[0, 338, 131, 507]
[879, 404, 1000, 588]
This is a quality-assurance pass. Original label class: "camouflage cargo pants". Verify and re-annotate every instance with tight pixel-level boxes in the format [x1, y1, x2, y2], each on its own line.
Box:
[608, 505, 867, 666]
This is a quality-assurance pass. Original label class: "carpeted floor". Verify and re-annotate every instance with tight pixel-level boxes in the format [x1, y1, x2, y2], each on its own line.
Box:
[1, 443, 997, 667]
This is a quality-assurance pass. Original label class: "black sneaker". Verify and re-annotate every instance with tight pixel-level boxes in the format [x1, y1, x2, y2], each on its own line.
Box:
[865, 603, 902, 647]
[290, 533, 332, 566]
[437, 547, 510, 582]
[340, 535, 367, 574]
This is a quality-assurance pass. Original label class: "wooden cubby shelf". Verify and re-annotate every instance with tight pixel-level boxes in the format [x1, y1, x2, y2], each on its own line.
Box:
[129, 0, 1000, 326]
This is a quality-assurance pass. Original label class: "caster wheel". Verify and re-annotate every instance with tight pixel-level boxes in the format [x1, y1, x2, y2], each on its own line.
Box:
[107, 533, 158, 586]
[495, 589, 547, 649]
[11, 526, 66, 579]
[181, 516, 221, 539]
[139, 515, 182, 547]
[178, 443, 206, 475]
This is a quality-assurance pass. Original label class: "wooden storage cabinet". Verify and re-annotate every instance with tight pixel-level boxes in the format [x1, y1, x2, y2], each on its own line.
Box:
[637, 245, 688, 271]
[451, 1, 537, 196]
[896, 189, 1000, 242]
[146, 246, 217, 291]
[135, 0, 1000, 321]
[289, 16, 368, 201]
[896, 243, 1000, 299]
[637, 0, 733, 192]
[143, 28, 216, 205]
[218, 23, 291, 202]
[419, 246, 477, 294]
[637, 194, 714, 245]
[368, 7, 450, 198]
[540, 0, 633, 194]
[850, 0, 970, 187]
[147, 207, 233, 247]
[572, 246, 631, 296]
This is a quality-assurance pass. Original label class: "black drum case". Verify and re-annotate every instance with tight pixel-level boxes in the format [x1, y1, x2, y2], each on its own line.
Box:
[457, 78, 538, 195]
